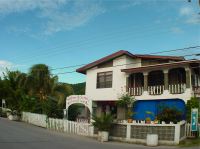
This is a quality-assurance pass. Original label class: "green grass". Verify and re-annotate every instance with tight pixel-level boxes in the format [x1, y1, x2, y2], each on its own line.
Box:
[179, 138, 200, 147]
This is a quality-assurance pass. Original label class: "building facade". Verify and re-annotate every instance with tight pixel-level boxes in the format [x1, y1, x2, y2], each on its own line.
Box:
[76, 50, 200, 120]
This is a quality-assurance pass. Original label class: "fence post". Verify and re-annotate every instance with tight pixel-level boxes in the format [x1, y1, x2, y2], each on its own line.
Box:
[126, 124, 131, 140]
[174, 124, 180, 144]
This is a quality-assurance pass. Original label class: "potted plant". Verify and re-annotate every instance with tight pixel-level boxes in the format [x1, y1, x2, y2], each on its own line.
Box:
[92, 114, 113, 142]
[117, 93, 136, 123]
[157, 106, 183, 124]
[145, 117, 151, 124]
[145, 111, 154, 124]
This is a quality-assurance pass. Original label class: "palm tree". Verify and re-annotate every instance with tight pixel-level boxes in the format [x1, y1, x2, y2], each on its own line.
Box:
[2, 70, 26, 112]
[27, 64, 52, 101]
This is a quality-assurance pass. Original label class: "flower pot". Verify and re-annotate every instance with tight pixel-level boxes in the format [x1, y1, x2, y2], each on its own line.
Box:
[145, 120, 151, 124]
[127, 119, 133, 123]
[98, 131, 109, 142]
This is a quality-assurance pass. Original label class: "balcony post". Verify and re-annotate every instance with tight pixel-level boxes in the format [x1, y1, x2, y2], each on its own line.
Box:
[163, 69, 169, 90]
[126, 74, 130, 92]
[185, 67, 191, 88]
[143, 72, 148, 92]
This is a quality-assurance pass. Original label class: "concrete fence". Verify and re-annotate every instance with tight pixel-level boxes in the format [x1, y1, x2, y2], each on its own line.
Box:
[108, 121, 187, 145]
[21, 112, 199, 145]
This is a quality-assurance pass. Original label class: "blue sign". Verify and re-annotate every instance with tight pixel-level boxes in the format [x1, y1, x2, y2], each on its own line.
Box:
[191, 108, 198, 131]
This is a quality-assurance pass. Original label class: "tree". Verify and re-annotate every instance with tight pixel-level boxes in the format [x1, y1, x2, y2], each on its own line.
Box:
[186, 97, 200, 122]
[27, 64, 52, 101]
[2, 70, 26, 113]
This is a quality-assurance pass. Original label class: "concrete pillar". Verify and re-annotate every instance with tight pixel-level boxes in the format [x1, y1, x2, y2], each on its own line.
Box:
[117, 106, 126, 120]
[163, 69, 169, 90]
[106, 105, 110, 115]
[126, 74, 130, 92]
[143, 72, 148, 91]
[96, 106, 102, 117]
[185, 67, 191, 88]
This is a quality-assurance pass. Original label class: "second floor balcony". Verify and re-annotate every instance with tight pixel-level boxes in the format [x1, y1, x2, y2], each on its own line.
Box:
[123, 65, 200, 97]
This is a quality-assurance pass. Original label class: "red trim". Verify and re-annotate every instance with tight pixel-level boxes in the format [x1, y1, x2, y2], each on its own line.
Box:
[121, 60, 200, 73]
[76, 50, 185, 74]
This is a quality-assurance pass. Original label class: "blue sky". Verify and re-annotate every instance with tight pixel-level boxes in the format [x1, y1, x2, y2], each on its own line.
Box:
[0, 0, 199, 83]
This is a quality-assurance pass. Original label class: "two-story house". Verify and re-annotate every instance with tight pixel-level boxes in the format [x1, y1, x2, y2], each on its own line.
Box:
[76, 50, 200, 120]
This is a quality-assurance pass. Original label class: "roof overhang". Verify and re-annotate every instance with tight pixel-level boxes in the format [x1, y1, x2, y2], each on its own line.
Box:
[76, 50, 185, 74]
[121, 60, 200, 74]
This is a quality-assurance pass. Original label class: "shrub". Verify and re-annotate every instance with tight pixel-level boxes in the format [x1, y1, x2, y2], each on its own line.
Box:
[186, 97, 200, 122]
[93, 114, 113, 131]
[157, 107, 183, 124]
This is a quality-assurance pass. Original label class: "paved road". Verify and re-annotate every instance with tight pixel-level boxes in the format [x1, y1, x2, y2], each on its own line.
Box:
[0, 118, 197, 149]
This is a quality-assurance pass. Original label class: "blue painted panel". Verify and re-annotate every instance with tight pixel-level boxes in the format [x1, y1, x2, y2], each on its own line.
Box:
[133, 99, 186, 120]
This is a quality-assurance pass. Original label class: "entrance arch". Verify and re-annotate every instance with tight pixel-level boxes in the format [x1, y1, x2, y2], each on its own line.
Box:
[64, 95, 92, 120]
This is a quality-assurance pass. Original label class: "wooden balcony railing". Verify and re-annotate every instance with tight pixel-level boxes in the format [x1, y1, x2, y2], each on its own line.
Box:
[128, 87, 144, 96]
[148, 85, 164, 95]
[169, 84, 186, 94]
[127, 84, 187, 96]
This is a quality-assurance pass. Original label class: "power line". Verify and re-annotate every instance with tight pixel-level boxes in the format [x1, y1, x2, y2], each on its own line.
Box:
[15, 45, 200, 72]
[53, 65, 200, 76]
[51, 46, 200, 71]
[52, 53, 200, 75]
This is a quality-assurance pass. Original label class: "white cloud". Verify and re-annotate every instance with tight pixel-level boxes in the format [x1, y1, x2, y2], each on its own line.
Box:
[0, 0, 104, 35]
[180, 7, 193, 16]
[0, 60, 14, 77]
[179, 6, 200, 25]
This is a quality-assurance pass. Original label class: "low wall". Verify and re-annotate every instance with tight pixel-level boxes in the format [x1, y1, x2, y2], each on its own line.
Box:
[109, 121, 186, 145]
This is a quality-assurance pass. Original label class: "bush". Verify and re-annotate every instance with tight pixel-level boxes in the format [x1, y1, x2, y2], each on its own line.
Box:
[157, 107, 183, 124]
[93, 114, 113, 131]
[186, 97, 200, 122]
[0, 108, 8, 118]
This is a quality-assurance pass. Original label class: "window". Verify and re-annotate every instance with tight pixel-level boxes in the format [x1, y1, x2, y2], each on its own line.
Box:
[97, 71, 113, 88]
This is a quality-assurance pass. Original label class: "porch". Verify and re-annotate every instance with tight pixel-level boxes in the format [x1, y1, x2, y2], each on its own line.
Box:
[125, 66, 200, 98]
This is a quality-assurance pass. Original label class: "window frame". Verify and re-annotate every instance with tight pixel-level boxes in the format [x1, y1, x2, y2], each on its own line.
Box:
[96, 71, 113, 89]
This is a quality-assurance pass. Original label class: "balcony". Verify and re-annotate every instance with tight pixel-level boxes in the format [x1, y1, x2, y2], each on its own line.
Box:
[126, 67, 190, 97]
[128, 84, 187, 96]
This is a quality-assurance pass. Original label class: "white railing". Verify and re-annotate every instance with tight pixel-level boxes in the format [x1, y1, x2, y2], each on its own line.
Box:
[186, 123, 200, 138]
[148, 85, 164, 95]
[47, 118, 93, 136]
[128, 87, 143, 96]
[22, 112, 47, 128]
[169, 84, 186, 94]
[22, 112, 94, 137]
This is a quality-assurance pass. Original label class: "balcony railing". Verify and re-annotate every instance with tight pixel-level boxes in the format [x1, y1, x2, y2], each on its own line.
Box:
[148, 85, 164, 95]
[169, 84, 186, 94]
[127, 83, 187, 96]
[128, 87, 143, 96]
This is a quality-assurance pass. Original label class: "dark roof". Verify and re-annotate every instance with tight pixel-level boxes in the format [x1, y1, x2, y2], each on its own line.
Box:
[76, 50, 185, 74]
[121, 60, 200, 73]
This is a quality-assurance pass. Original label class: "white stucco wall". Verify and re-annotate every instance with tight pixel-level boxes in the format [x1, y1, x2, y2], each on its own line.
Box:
[85, 55, 194, 102]
[86, 55, 130, 101]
